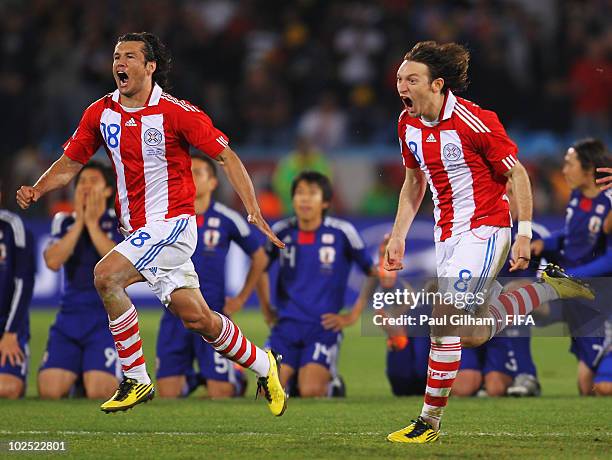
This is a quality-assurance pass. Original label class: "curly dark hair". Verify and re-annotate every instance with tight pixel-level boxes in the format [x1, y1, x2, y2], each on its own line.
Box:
[117, 32, 172, 90]
[404, 41, 470, 93]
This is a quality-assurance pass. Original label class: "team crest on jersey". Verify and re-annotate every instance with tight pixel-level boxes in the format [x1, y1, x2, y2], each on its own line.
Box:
[203, 229, 220, 248]
[322, 233, 334, 244]
[144, 128, 163, 146]
[442, 143, 462, 161]
[588, 216, 602, 234]
[102, 221, 113, 230]
[595, 204, 605, 215]
[319, 246, 336, 265]
[208, 217, 221, 228]
[569, 198, 578, 207]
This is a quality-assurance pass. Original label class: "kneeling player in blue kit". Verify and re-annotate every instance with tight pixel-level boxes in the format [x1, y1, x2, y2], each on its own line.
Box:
[531, 138, 612, 395]
[258, 171, 377, 397]
[156, 152, 267, 398]
[39, 161, 121, 399]
[0, 183, 35, 399]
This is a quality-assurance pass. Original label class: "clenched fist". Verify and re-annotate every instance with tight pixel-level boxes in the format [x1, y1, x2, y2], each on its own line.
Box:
[16, 186, 41, 209]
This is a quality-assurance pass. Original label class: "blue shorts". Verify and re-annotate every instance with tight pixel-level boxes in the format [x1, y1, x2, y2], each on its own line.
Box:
[570, 337, 604, 371]
[594, 352, 612, 384]
[500, 334, 537, 376]
[266, 319, 341, 373]
[0, 332, 29, 383]
[386, 336, 429, 396]
[156, 312, 245, 391]
[460, 337, 529, 377]
[39, 311, 119, 377]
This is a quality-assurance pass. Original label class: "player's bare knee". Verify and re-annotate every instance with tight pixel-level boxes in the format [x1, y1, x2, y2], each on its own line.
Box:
[85, 381, 117, 399]
[93, 261, 117, 295]
[157, 381, 182, 398]
[594, 382, 612, 396]
[38, 385, 65, 400]
[0, 381, 23, 399]
[207, 386, 234, 399]
[299, 382, 328, 398]
[485, 379, 508, 397]
[452, 381, 480, 397]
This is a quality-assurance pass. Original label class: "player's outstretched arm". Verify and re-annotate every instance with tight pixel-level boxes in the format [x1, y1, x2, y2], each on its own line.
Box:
[596, 168, 612, 191]
[224, 247, 268, 316]
[385, 168, 426, 271]
[216, 147, 284, 248]
[321, 268, 379, 332]
[255, 273, 277, 327]
[16, 154, 83, 209]
[505, 162, 533, 272]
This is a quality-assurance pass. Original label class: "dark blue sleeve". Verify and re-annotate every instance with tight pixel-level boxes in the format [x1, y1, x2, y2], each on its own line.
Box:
[50, 212, 71, 239]
[229, 217, 262, 256]
[566, 237, 612, 277]
[5, 229, 35, 333]
[343, 227, 373, 274]
[542, 230, 564, 251]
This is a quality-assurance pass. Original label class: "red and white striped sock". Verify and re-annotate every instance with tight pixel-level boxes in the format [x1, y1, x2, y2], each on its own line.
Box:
[488, 282, 557, 338]
[204, 313, 270, 377]
[420, 336, 462, 429]
[109, 305, 151, 384]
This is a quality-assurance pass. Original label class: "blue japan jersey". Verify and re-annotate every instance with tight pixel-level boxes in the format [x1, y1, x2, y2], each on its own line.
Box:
[548, 189, 612, 270]
[192, 201, 261, 311]
[0, 210, 35, 336]
[267, 216, 373, 323]
[51, 210, 122, 312]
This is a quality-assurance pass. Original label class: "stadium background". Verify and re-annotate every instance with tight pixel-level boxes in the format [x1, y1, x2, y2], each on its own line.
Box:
[0, 1, 611, 457]
[1, 0, 609, 306]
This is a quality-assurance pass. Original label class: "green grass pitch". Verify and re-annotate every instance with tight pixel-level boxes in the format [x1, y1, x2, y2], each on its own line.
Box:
[1, 308, 610, 459]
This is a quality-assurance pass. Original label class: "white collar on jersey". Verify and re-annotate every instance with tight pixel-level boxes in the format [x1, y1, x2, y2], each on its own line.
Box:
[419, 89, 458, 127]
[111, 83, 163, 106]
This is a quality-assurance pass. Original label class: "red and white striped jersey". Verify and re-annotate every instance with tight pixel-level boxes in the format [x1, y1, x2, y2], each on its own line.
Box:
[398, 90, 518, 242]
[63, 84, 229, 232]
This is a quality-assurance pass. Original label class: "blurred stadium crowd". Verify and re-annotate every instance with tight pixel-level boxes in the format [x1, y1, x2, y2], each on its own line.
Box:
[0, 0, 610, 217]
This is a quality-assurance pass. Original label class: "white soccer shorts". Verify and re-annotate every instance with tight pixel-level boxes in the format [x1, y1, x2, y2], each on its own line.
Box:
[114, 215, 200, 306]
[435, 225, 511, 311]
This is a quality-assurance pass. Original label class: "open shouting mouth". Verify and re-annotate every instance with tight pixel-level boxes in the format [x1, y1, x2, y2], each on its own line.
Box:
[117, 71, 129, 88]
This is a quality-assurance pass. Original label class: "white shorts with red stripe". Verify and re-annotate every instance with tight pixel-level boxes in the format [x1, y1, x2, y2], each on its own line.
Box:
[435, 225, 510, 311]
[114, 215, 200, 306]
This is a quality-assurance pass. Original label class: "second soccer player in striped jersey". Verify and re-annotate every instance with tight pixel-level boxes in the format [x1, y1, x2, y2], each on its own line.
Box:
[384, 41, 594, 443]
[16, 32, 287, 416]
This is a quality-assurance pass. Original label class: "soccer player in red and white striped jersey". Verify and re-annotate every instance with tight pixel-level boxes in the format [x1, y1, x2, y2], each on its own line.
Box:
[17, 32, 287, 416]
[383, 41, 594, 444]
